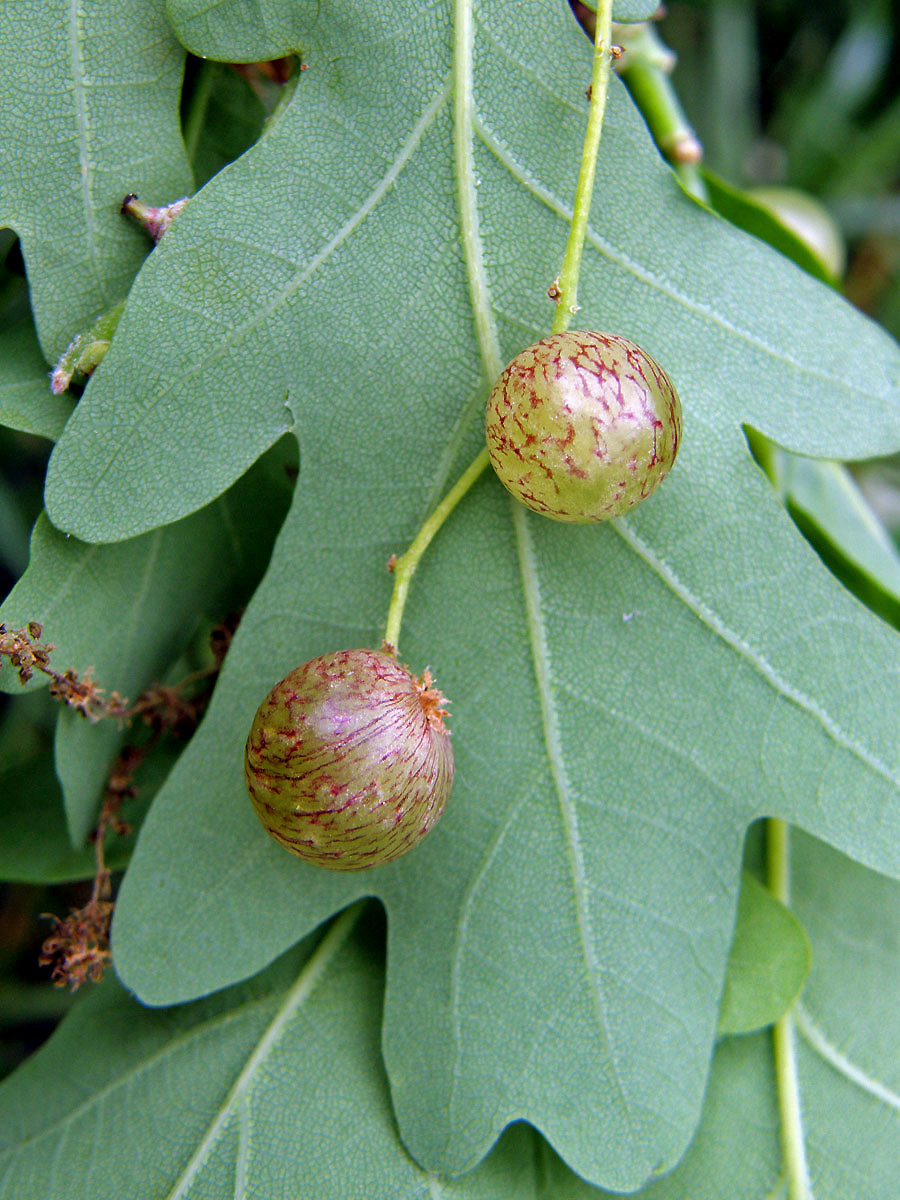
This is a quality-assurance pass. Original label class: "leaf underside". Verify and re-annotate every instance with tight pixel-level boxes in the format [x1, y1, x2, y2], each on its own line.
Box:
[2, 833, 898, 1199]
[0, 438, 295, 845]
[2, 0, 900, 1191]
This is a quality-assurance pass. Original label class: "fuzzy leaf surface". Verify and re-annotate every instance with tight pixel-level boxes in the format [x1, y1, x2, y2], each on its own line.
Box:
[558, 831, 900, 1198]
[5, 834, 898, 1198]
[28, 0, 900, 1190]
[0, 0, 191, 359]
[597, 831, 900, 1199]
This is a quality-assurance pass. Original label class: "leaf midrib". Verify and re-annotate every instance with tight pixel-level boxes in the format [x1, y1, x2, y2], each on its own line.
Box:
[67, 0, 103, 302]
[465, 24, 899, 801]
[0, 999, 261, 1166]
[0, 914, 353, 1186]
[446, 2, 639, 1148]
[164, 903, 362, 1199]
[513, 503, 637, 1136]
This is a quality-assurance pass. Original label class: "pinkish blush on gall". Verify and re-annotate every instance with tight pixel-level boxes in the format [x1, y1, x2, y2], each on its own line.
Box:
[485, 331, 682, 522]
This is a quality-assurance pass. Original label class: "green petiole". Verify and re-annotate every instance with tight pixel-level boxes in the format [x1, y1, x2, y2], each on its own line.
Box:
[383, 447, 490, 651]
[612, 19, 707, 203]
[552, 0, 614, 334]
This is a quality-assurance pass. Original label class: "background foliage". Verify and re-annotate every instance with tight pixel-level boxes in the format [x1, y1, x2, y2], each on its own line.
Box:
[1, 0, 900, 1195]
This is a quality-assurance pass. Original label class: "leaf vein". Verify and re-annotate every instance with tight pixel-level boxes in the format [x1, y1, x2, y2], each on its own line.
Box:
[88, 78, 453, 493]
[164, 904, 361, 1198]
[611, 519, 899, 791]
[447, 771, 543, 1126]
[0, 1001, 265, 1165]
[233, 1094, 250, 1200]
[795, 1003, 900, 1110]
[67, 0, 103, 301]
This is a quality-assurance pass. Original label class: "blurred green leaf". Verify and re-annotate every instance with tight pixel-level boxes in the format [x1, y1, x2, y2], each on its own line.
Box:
[874, 250, 900, 343]
[855, 456, 900, 546]
[0, 720, 96, 883]
[0, 742, 164, 886]
[826, 93, 900, 202]
[703, 171, 837, 284]
[773, 3, 892, 194]
[0, 479, 32, 581]
[718, 871, 810, 1036]
[184, 61, 267, 189]
[0, 687, 166, 883]
[0, 985, 74, 1028]
[751, 432, 900, 630]
[703, 1, 759, 182]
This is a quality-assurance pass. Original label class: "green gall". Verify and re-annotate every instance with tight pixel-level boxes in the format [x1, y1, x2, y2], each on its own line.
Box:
[485, 331, 682, 522]
[244, 647, 453, 870]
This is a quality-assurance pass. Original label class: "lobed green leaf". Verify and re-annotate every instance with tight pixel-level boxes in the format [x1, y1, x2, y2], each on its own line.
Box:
[2, 0, 900, 1190]
[0, 0, 192, 358]
[65, 0, 900, 1188]
[0, 910, 541, 1200]
[3, 832, 897, 1197]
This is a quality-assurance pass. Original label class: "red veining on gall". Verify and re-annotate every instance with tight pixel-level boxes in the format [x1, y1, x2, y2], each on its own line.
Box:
[244, 648, 453, 870]
[485, 331, 682, 522]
